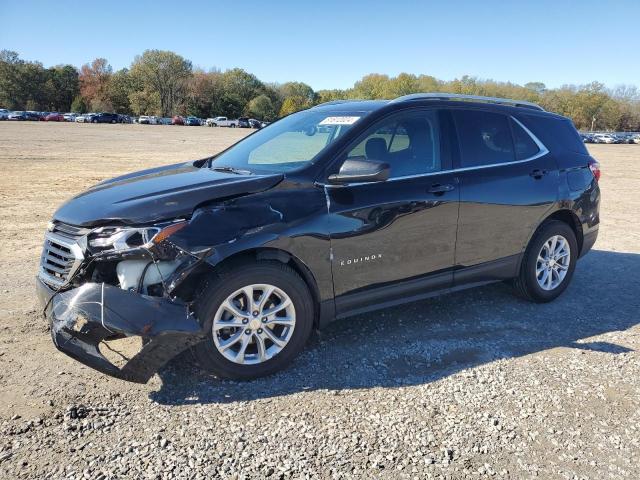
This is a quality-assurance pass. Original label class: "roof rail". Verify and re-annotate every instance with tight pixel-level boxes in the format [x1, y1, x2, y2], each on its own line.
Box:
[312, 99, 368, 107]
[391, 93, 545, 111]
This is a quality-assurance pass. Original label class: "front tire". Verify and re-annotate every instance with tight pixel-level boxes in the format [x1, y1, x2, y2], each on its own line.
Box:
[513, 220, 578, 303]
[193, 261, 314, 380]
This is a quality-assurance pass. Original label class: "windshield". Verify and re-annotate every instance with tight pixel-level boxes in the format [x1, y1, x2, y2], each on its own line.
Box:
[211, 108, 368, 173]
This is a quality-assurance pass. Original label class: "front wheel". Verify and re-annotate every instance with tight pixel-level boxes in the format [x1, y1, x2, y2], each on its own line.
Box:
[513, 220, 578, 303]
[193, 261, 314, 380]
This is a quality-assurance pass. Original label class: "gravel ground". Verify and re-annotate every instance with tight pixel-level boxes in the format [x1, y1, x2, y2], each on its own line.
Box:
[0, 123, 638, 479]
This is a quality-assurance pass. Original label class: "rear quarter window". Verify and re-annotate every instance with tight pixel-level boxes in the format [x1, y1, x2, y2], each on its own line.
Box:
[518, 114, 588, 155]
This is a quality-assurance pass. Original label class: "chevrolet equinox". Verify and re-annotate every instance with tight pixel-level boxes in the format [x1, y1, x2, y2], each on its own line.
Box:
[37, 93, 601, 382]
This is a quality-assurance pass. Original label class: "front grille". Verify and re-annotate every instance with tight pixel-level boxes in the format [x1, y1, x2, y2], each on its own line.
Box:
[39, 222, 90, 288]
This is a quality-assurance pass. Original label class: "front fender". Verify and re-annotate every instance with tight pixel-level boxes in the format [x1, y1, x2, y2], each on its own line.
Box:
[164, 186, 335, 323]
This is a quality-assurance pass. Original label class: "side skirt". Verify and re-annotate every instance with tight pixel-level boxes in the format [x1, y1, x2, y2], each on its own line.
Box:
[329, 254, 521, 323]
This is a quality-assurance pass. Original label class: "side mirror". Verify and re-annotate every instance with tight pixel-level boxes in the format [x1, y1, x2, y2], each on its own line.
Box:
[327, 158, 390, 185]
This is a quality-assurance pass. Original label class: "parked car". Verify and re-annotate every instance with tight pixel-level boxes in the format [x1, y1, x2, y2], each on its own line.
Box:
[7, 111, 27, 120]
[206, 116, 238, 127]
[88, 112, 119, 124]
[25, 111, 41, 121]
[580, 133, 595, 143]
[185, 116, 201, 126]
[248, 118, 263, 129]
[45, 112, 65, 122]
[634, 134, 640, 144]
[593, 133, 616, 144]
[36, 93, 600, 383]
[63, 113, 77, 122]
[76, 113, 96, 123]
[0, 108, 9, 120]
[171, 116, 184, 125]
[237, 117, 251, 128]
[138, 115, 151, 125]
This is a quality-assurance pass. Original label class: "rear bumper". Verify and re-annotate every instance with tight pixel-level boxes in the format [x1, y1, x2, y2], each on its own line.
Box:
[37, 278, 206, 383]
[580, 226, 599, 258]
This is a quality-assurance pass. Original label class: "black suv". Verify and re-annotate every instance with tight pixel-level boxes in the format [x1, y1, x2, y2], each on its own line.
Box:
[37, 94, 600, 383]
[91, 112, 119, 124]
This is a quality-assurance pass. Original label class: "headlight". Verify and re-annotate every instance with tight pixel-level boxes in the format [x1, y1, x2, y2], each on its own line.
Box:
[87, 221, 188, 253]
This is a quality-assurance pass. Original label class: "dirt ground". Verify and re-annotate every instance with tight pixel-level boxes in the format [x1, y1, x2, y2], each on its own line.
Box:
[0, 122, 639, 479]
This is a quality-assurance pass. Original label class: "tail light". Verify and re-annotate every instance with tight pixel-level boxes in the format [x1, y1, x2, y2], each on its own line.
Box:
[588, 159, 601, 182]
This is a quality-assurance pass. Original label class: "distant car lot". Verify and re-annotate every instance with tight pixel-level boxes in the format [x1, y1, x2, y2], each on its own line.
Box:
[0, 108, 634, 141]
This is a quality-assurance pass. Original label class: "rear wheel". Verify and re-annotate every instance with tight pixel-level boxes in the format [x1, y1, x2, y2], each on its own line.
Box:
[193, 261, 314, 380]
[513, 220, 578, 303]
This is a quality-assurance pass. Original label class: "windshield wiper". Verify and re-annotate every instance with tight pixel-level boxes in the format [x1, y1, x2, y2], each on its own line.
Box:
[211, 165, 252, 175]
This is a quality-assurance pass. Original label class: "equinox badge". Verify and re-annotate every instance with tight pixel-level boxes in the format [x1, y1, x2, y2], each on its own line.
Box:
[338, 253, 383, 266]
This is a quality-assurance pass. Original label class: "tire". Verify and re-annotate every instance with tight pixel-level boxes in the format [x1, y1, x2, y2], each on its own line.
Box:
[230, 124, 236, 128]
[193, 261, 314, 380]
[512, 220, 578, 303]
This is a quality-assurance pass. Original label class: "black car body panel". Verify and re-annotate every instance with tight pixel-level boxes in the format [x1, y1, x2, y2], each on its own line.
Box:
[52, 161, 285, 226]
[36, 94, 601, 382]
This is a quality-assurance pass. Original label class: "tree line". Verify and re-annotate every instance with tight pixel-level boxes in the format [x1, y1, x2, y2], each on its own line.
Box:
[1, 49, 639, 130]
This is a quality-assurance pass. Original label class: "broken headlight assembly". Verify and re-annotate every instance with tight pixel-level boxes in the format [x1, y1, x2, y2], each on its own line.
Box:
[87, 221, 188, 254]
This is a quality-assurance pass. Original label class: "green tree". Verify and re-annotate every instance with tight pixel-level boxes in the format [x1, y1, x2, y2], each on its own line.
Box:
[214, 68, 265, 117]
[352, 73, 390, 99]
[107, 68, 135, 114]
[246, 94, 276, 120]
[128, 90, 161, 116]
[279, 96, 310, 116]
[47, 65, 79, 111]
[279, 82, 316, 103]
[70, 95, 88, 113]
[130, 50, 192, 116]
[0, 50, 25, 109]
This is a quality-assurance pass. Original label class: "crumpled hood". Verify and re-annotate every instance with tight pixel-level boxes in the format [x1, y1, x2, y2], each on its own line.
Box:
[53, 161, 284, 227]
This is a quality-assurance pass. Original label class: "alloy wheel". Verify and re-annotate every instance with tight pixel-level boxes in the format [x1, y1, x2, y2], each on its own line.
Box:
[212, 284, 296, 365]
[536, 235, 571, 291]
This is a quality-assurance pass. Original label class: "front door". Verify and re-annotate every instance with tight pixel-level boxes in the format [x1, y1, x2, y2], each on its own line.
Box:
[324, 108, 460, 314]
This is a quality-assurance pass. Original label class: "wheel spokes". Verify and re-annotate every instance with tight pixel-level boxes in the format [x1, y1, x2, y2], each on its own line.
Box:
[212, 283, 297, 365]
[262, 297, 292, 317]
[261, 327, 287, 348]
[218, 330, 244, 351]
[222, 299, 247, 319]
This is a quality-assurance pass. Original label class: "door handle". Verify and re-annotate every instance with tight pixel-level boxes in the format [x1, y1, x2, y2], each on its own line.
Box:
[428, 183, 455, 194]
[529, 169, 548, 179]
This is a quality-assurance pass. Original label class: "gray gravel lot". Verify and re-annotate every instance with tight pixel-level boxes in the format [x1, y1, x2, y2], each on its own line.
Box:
[0, 124, 638, 479]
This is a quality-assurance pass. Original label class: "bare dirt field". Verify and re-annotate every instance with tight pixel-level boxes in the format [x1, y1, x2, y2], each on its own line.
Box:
[0, 122, 639, 479]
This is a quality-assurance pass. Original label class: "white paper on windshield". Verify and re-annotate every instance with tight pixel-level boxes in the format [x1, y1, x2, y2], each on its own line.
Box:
[319, 116, 360, 125]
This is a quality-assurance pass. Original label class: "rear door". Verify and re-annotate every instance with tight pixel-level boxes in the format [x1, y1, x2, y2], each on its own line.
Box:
[451, 108, 558, 281]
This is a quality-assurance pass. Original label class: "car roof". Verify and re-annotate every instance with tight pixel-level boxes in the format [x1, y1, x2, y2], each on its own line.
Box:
[311, 93, 564, 120]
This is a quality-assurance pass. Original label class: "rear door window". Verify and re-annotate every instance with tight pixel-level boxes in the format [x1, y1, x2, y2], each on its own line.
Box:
[453, 110, 515, 167]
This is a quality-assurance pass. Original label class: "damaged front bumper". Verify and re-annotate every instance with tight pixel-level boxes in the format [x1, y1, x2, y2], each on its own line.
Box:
[37, 277, 206, 383]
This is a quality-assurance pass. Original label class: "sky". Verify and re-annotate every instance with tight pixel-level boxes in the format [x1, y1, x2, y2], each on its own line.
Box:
[1, 0, 639, 91]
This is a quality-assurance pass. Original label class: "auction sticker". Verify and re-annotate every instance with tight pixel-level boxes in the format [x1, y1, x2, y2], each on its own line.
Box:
[319, 116, 360, 125]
